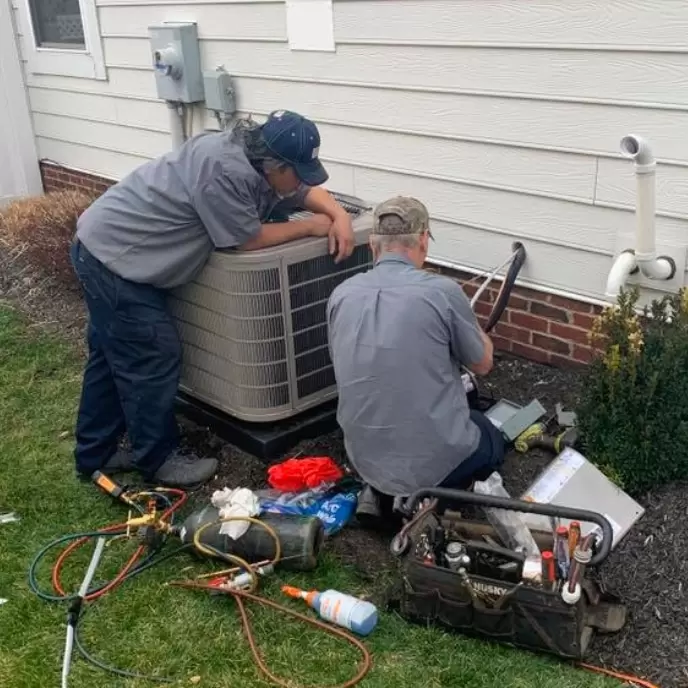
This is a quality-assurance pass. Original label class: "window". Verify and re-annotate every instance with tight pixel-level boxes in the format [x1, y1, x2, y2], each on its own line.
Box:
[28, 0, 85, 49]
[17, 0, 106, 79]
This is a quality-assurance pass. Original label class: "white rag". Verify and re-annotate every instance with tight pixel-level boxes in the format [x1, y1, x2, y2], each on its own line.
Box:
[210, 487, 260, 540]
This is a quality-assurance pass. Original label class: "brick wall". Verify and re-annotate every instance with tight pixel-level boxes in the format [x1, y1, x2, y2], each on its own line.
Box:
[427, 264, 601, 368]
[39, 160, 601, 368]
[40, 161, 115, 196]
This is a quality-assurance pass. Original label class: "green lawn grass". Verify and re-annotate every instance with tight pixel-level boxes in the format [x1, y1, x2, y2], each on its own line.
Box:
[0, 304, 618, 688]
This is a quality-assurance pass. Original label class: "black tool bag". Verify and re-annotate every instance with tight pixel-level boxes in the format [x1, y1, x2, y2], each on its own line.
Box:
[391, 488, 627, 660]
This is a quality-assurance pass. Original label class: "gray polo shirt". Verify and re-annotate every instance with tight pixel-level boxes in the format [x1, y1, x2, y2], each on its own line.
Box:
[326, 253, 486, 496]
[76, 130, 307, 289]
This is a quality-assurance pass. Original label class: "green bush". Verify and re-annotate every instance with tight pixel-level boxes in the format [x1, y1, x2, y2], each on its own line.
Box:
[577, 286, 688, 496]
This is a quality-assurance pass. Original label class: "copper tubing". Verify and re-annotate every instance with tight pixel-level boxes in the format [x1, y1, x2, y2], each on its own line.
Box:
[170, 580, 372, 688]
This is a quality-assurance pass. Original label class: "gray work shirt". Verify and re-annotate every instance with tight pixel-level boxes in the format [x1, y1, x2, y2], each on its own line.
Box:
[326, 253, 486, 496]
[76, 130, 307, 289]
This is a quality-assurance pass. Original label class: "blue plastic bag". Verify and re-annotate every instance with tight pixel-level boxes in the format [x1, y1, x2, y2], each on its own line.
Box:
[257, 486, 358, 536]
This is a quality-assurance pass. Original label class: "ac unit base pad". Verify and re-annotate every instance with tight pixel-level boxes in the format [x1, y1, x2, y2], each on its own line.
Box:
[175, 392, 339, 462]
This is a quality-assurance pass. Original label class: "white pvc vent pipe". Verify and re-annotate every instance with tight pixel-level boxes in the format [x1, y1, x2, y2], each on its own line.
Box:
[604, 135, 675, 299]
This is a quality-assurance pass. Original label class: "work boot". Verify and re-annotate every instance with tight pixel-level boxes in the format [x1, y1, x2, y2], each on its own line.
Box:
[76, 448, 135, 482]
[103, 448, 135, 473]
[355, 484, 383, 528]
[151, 452, 218, 488]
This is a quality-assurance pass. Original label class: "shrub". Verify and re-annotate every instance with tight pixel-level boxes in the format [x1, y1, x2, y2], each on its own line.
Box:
[0, 189, 98, 286]
[577, 286, 688, 496]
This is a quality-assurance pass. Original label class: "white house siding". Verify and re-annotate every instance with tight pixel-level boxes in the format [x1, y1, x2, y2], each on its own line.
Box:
[11, 0, 688, 306]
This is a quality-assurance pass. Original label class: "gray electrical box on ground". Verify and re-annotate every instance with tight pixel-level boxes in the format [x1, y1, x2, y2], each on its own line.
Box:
[203, 68, 236, 115]
[148, 22, 204, 103]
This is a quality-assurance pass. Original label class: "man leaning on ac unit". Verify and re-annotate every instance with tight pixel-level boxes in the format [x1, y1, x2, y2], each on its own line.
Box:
[326, 196, 505, 521]
[69, 110, 355, 488]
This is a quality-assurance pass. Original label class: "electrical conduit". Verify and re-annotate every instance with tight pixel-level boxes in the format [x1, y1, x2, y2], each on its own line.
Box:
[167, 101, 187, 150]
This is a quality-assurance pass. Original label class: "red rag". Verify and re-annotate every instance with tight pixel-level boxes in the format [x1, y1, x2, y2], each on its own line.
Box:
[267, 457, 343, 492]
[267, 459, 304, 492]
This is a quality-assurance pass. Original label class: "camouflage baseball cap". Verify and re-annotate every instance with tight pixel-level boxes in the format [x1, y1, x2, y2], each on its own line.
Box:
[372, 196, 434, 238]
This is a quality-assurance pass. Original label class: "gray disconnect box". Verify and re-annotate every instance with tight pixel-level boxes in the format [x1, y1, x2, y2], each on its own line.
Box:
[148, 21, 204, 103]
[203, 68, 236, 115]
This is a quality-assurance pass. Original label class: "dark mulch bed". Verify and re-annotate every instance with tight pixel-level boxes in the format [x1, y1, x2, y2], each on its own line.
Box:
[1, 259, 686, 687]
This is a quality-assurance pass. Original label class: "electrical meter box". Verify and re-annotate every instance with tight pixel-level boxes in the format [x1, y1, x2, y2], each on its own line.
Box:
[148, 22, 204, 103]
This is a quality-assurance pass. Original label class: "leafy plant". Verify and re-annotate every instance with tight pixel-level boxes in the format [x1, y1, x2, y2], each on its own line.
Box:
[0, 189, 97, 286]
[577, 286, 688, 496]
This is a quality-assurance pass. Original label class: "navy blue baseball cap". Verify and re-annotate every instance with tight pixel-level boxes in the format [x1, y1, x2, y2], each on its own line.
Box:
[262, 110, 329, 186]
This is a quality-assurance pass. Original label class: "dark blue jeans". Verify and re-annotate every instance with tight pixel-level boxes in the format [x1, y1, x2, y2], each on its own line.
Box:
[70, 240, 182, 478]
[439, 410, 506, 489]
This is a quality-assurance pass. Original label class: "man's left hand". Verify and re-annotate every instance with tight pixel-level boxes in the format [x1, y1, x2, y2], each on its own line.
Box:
[329, 211, 355, 263]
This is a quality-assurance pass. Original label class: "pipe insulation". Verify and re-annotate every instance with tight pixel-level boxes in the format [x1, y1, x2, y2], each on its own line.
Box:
[470, 248, 521, 308]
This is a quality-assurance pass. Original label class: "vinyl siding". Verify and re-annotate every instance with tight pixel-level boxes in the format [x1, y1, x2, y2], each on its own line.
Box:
[12, 0, 688, 304]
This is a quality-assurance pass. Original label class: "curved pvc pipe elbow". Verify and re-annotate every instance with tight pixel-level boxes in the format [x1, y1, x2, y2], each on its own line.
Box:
[620, 134, 655, 167]
[638, 255, 676, 281]
[605, 250, 637, 300]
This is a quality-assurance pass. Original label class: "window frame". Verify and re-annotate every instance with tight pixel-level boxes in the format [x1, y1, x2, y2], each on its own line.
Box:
[16, 0, 106, 80]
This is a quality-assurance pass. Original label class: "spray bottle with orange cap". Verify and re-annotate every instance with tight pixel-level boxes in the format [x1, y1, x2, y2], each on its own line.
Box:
[281, 585, 378, 636]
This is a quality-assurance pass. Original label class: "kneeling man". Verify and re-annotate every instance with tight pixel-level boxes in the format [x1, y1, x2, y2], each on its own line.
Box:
[326, 196, 505, 502]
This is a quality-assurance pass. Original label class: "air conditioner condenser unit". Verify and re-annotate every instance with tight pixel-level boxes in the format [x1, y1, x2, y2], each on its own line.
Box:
[169, 193, 374, 423]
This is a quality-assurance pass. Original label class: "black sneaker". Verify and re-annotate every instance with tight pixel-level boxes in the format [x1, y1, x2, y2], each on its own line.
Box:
[75, 448, 136, 482]
[151, 452, 218, 488]
[104, 448, 135, 473]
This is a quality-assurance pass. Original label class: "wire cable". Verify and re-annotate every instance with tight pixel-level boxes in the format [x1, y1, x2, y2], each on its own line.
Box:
[70, 545, 192, 684]
[28, 488, 188, 603]
[73, 617, 175, 684]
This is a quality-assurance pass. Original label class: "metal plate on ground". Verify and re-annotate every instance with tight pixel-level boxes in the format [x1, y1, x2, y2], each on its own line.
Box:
[520, 447, 645, 551]
[485, 399, 521, 429]
[485, 398, 547, 441]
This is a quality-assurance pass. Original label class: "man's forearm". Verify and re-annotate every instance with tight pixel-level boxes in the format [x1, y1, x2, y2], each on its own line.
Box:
[303, 186, 347, 221]
[238, 220, 316, 251]
[469, 329, 495, 376]
[480, 329, 494, 359]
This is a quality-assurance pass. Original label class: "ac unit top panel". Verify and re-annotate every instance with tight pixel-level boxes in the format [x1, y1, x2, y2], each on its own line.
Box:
[207, 192, 374, 267]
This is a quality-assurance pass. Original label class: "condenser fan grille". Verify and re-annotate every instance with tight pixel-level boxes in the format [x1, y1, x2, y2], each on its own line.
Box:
[288, 243, 373, 401]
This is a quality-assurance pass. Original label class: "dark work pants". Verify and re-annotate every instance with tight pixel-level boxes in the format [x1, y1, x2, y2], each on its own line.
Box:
[70, 240, 182, 478]
[439, 410, 506, 489]
[365, 409, 506, 520]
